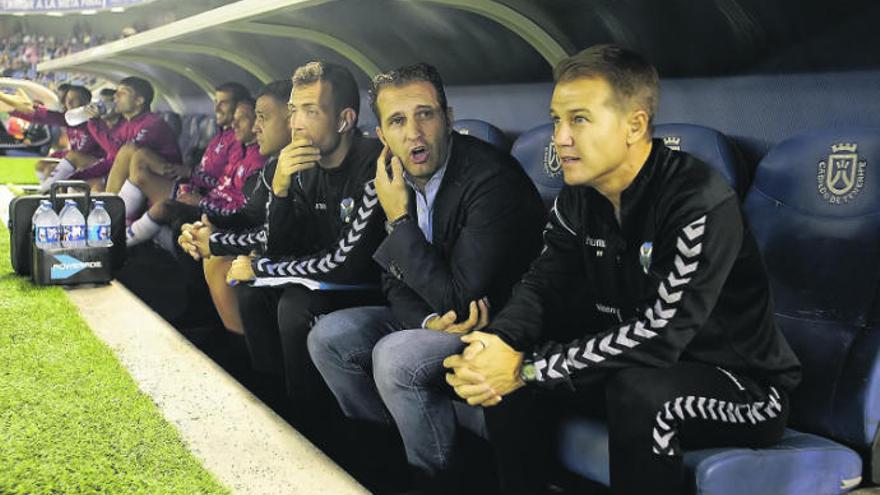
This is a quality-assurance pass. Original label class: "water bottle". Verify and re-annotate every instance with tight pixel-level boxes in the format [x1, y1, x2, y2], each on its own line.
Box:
[64, 101, 106, 126]
[32, 200, 60, 249]
[87, 200, 113, 247]
[59, 199, 87, 248]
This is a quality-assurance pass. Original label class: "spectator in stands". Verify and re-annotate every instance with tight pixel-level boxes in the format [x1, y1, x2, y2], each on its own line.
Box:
[124, 82, 251, 246]
[0, 85, 107, 191]
[439, 45, 803, 495]
[184, 62, 386, 432]
[90, 77, 181, 222]
[305, 62, 545, 491]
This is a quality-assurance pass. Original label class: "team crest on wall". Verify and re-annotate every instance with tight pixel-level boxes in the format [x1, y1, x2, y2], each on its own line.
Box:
[817, 142, 866, 205]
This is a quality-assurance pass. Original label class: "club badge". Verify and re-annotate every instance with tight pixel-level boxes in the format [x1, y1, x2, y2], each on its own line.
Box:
[340, 197, 355, 223]
[639, 241, 653, 274]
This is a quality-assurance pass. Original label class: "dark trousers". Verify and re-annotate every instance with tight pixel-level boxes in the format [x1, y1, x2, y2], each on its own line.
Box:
[485, 361, 790, 495]
[236, 284, 384, 410]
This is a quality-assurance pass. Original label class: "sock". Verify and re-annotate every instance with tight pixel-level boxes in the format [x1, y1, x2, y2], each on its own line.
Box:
[126, 212, 162, 246]
[118, 180, 146, 219]
[38, 158, 76, 193]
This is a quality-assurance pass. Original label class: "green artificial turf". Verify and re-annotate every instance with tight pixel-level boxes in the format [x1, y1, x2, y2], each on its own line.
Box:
[0, 228, 229, 494]
[0, 157, 40, 185]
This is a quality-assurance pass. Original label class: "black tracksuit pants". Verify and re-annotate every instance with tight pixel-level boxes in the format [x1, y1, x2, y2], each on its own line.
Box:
[484, 361, 790, 495]
[236, 284, 384, 415]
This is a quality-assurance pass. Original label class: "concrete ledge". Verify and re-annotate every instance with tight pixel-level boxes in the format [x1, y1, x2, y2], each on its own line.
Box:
[65, 281, 367, 495]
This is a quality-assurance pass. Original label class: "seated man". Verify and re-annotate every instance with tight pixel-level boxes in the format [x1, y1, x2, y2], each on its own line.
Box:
[182, 62, 386, 432]
[86, 77, 181, 221]
[306, 63, 545, 490]
[197, 97, 266, 335]
[443, 45, 803, 495]
[179, 79, 290, 347]
[0, 85, 106, 191]
[70, 87, 123, 191]
[125, 82, 251, 246]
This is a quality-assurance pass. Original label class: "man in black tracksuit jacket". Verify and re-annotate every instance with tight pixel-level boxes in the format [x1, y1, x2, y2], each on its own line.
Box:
[221, 63, 386, 431]
[444, 45, 802, 495]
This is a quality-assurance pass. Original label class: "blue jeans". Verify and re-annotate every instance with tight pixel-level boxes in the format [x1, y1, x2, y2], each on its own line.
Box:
[307, 306, 484, 478]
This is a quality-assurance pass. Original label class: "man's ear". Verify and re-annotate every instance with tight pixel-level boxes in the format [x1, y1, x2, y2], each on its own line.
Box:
[338, 107, 357, 133]
[376, 126, 387, 147]
[626, 109, 650, 145]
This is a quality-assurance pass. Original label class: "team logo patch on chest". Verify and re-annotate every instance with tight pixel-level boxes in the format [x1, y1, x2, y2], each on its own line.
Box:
[817, 142, 866, 205]
[639, 241, 653, 274]
[340, 197, 355, 223]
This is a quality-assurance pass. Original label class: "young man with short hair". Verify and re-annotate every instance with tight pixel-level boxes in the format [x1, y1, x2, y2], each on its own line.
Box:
[443, 44, 802, 495]
[122, 82, 251, 246]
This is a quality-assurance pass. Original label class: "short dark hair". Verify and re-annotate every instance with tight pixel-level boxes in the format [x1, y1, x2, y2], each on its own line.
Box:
[236, 96, 256, 110]
[119, 76, 154, 108]
[66, 85, 92, 104]
[214, 82, 250, 105]
[99, 87, 116, 98]
[292, 61, 360, 120]
[553, 44, 659, 124]
[369, 62, 449, 124]
[255, 80, 293, 105]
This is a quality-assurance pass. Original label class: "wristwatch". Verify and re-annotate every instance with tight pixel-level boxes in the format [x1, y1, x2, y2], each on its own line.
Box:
[385, 214, 412, 234]
[519, 359, 537, 384]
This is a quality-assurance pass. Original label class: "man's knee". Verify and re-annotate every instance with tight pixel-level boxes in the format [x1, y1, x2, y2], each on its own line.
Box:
[373, 330, 450, 393]
[307, 309, 361, 362]
[129, 147, 151, 179]
[606, 367, 663, 414]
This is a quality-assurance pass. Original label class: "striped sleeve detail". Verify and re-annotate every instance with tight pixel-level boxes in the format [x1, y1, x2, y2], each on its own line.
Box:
[209, 227, 267, 250]
[253, 180, 379, 280]
[533, 215, 707, 383]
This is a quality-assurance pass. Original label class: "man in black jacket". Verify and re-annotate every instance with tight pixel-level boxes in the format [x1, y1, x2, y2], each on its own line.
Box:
[182, 62, 385, 428]
[306, 63, 545, 488]
[443, 45, 802, 495]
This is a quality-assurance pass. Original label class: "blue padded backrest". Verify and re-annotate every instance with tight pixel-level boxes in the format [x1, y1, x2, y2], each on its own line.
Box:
[452, 119, 509, 152]
[743, 127, 880, 447]
[511, 123, 745, 210]
[510, 123, 562, 210]
[654, 123, 748, 196]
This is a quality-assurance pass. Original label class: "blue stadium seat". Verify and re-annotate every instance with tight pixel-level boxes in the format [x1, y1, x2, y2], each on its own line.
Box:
[744, 127, 880, 482]
[158, 111, 182, 141]
[511, 123, 745, 210]
[510, 123, 562, 209]
[452, 119, 509, 151]
[654, 123, 749, 196]
[559, 127, 877, 494]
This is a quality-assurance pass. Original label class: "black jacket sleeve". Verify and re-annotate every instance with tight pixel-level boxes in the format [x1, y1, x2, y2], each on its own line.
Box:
[382, 273, 437, 329]
[373, 174, 528, 322]
[496, 197, 743, 388]
[208, 159, 274, 256]
[248, 179, 386, 285]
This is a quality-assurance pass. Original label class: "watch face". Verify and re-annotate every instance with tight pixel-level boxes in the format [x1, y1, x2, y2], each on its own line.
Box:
[521, 362, 537, 382]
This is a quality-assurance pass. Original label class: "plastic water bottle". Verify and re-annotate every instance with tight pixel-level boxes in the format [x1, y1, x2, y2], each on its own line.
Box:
[64, 101, 107, 126]
[87, 200, 113, 247]
[32, 200, 60, 249]
[59, 199, 87, 248]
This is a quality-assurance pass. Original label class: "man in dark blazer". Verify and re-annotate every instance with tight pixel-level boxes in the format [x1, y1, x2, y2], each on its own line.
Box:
[307, 62, 545, 490]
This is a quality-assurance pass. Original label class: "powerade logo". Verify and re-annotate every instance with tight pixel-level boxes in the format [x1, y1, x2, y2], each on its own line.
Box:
[50, 254, 103, 280]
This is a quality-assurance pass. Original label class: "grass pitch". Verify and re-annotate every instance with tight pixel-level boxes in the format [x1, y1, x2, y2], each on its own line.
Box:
[0, 219, 227, 492]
